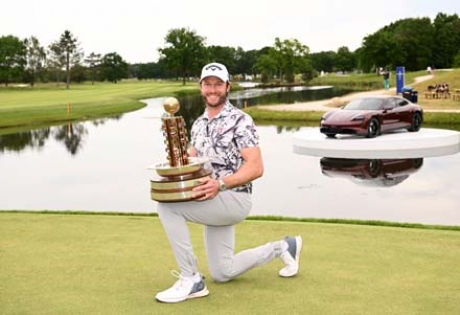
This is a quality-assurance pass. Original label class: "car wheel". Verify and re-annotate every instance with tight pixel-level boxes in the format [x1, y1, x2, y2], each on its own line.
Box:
[412, 158, 423, 169]
[408, 112, 422, 132]
[368, 159, 382, 177]
[366, 118, 380, 138]
[326, 133, 336, 138]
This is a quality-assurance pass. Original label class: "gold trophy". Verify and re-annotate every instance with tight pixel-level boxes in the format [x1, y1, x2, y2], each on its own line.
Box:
[149, 97, 211, 202]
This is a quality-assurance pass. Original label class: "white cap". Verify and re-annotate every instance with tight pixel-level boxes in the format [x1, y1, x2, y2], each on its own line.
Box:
[200, 62, 230, 83]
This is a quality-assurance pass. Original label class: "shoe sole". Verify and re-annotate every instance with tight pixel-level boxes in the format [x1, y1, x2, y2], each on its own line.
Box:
[156, 287, 209, 303]
[187, 287, 210, 300]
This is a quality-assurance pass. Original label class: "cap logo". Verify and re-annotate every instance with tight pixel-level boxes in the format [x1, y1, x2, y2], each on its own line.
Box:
[205, 64, 223, 71]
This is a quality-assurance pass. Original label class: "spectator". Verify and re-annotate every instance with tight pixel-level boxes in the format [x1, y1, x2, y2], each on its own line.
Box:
[383, 69, 390, 90]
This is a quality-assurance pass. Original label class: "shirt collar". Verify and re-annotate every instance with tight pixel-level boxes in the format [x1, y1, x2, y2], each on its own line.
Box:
[204, 100, 233, 120]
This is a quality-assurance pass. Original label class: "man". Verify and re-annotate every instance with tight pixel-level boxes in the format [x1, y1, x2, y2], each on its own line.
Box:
[383, 69, 390, 90]
[155, 62, 303, 303]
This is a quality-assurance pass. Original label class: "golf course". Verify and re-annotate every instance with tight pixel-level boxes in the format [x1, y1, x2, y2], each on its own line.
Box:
[1, 70, 460, 314]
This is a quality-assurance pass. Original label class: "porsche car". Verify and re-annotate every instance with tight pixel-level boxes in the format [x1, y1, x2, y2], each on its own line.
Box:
[320, 157, 424, 187]
[320, 95, 423, 138]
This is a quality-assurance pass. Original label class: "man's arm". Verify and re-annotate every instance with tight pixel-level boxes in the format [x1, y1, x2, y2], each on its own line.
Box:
[188, 146, 197, 157]
[191, 146, 263, 199]
[222, 146, 263, 189]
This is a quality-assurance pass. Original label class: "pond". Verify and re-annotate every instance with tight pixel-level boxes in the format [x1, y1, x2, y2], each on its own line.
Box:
[1, 92, 459, 226]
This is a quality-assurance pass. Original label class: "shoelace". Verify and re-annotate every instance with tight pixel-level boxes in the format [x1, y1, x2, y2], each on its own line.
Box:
[170, 270, 193, 291]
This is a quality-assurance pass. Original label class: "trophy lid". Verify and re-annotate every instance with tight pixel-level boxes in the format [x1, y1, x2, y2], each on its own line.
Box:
[163, 97, 180, 116]
[147, 156, 210, 177]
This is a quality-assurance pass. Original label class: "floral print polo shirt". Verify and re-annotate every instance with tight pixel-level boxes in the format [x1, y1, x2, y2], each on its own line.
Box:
[190, 100, 259, 193]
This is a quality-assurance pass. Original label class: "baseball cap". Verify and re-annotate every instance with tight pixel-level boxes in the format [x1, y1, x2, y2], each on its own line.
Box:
[200, 62, 230, 83]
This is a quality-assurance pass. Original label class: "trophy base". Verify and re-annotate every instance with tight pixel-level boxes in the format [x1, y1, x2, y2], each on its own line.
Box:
[148, 157, 209, 177]
[150, 168, 212, 202]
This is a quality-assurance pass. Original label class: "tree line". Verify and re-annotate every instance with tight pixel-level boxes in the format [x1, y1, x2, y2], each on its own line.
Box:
[1, 12, 459, 88]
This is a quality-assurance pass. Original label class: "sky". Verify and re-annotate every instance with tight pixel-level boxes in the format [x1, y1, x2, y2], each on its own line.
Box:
[1, 0, 459, 64]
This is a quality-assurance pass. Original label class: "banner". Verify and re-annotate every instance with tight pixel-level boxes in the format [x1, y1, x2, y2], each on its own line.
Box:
[396, 66, 405, 94]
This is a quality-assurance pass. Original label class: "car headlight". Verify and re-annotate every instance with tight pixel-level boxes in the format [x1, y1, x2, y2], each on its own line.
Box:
[351, 116, 364, 121]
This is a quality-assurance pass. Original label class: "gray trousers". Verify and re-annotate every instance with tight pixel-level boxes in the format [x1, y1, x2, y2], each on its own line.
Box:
[157, 191, 284, 282]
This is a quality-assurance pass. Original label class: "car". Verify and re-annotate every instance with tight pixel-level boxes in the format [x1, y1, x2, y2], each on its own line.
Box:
[320, 157, 424, 187]
[320, 95, 423, 138]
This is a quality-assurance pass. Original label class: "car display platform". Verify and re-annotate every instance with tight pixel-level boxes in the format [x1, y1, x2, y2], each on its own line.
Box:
[293, 128, 460, 158]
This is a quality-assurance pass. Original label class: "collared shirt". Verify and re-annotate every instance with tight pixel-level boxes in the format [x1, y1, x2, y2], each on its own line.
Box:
[190, 100, 259, 193]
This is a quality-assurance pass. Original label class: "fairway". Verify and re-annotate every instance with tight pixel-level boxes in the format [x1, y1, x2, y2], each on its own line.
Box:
[1, 212, 460, 314]
[2, 70, 460, 134]
[0, 81, 199, 131]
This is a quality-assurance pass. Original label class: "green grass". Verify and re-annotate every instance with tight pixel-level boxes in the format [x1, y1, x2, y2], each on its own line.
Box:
[310, 69, 460, 111]
[310, 70, 426, 91]
[1, 212, 460, 314]
[0, 80, 199, 130]
[1, 71, 460, 134]
[244, 108, 460, 130]
[247, 69, 460, 126]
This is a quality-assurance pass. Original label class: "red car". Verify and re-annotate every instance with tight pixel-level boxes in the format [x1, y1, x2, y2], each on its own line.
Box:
[320, 95, 423, 138]
[320, 157, 424, 187]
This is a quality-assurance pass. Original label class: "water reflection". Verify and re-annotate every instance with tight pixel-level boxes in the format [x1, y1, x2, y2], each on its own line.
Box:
[320, 157, 424, 187]
[0, 117, 121, 156]
[229, 86, 351, 108]
[53, 123, 87, 155]
[0, 86, 341, 155]
[0, 128, 50, 153]
[0, 99, 459, 226]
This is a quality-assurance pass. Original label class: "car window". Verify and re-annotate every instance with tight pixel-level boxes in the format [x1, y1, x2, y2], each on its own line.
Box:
[344, 98, 383, 110]
[382, 98, 395, 110]
[396, 98, 409, 106]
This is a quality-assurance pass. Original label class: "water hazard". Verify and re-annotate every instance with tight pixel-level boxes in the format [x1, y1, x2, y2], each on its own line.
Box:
[1, 93, 459, 226]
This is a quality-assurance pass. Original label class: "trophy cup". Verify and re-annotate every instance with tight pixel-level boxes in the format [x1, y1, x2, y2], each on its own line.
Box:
[149, 97, 211, 202]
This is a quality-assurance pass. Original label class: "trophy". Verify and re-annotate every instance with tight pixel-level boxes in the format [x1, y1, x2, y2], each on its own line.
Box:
[149, 97, 211, 202]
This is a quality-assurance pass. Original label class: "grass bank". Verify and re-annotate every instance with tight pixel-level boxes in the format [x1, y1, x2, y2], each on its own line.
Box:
[0, 80, 199, 131]
[247, 69, 460, 126]
[1, 70, 459, 134]
[309, 69, 460, 110]
[1, 212, 460, 314]
[244, 108, 460, 131]
[310, 70, 424, 91]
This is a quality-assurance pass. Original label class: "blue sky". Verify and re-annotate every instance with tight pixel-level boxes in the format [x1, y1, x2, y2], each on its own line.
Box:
[1, 0, 459, 64]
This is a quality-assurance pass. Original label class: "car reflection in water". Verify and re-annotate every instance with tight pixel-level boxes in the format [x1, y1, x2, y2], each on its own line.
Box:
[320, 157, 424, 187]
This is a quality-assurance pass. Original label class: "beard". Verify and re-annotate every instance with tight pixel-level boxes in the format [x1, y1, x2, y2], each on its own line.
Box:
[202, 93, 227, 108]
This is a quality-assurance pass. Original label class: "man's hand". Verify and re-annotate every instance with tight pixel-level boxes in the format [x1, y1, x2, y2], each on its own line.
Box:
[192, 177, 220, 201]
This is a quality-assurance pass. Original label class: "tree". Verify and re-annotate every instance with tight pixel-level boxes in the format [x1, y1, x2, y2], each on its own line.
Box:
[335, 46, 356, 73]
[261, 38, 310, 83]
[310, 51, 336, 73]
[432, 13, 460, 68]
[453, 51, 460, 68]
[207, 45, 237, 74]
[360, 17, 434, 72]
[0, 35, 26, 86]
[24, 36, 46, 87]
[54, 30, 83, 89]
[131, 61, 168, 80]
[84, 52, 101, 84]
[391, 18, 433, 71]
[158, 28, 207, 85]
[234, 48, 259, 80]
[100, 52, 128, 83]
[254, 52, 278, 83]
[47, 42, 66, 86]
[360, 30, 397, 72]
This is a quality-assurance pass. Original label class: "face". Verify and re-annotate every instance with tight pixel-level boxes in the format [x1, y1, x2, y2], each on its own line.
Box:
[200, 76, 230, 108]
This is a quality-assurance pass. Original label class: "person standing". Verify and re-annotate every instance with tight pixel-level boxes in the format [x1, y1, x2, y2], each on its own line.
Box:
[383, 69, 390, 90]
[155, 62, 303, 303]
